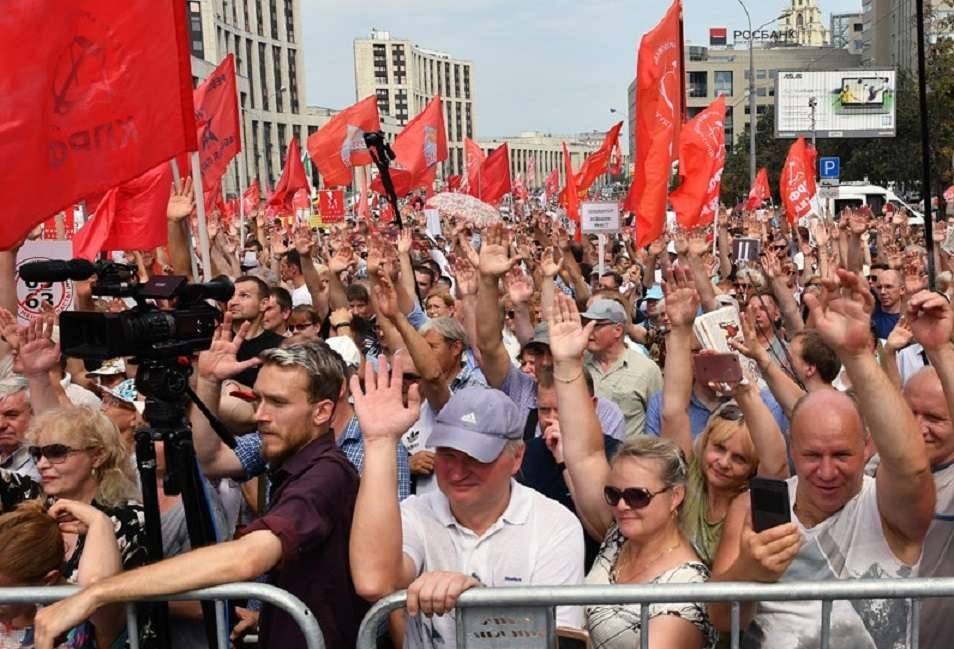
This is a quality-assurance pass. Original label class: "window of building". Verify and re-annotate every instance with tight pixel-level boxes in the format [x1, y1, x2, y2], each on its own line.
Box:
[463, 67, 470, 99]
[465, 104, 472, 138]
[252, 120, 261, 182]
[277, 124, 287, 165]
[245, 40, 255, 108]
[259, 42, 269, 110]
[757, 87, 767, 97]
[243, 0, 249, 31]
[255, 0, 264, 36]
[688, 71, 708, 97]
[285, 0, 295, 42]
[263, 123, 273, 179]
[269, 0, 279, 40]
[687, 106, 704, 118]
[288, 49, 299, 113]
[273, 45, 283, 112]
[188, 1, 204, 58]
[376, 88, 390, 117]
[714, 70, 733, 96]
[756, 69, 767, 79]
[445, 64, 451, 98]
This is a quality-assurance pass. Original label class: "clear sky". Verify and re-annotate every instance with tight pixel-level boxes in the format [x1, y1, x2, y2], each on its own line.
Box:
[301, 0, 864, 140]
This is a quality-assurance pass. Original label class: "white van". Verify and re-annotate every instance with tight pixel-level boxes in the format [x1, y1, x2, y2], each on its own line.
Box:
[819, 182, 924, 224]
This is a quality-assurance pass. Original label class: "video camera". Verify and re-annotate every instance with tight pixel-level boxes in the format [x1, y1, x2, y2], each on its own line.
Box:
[19, 259, 233, 360]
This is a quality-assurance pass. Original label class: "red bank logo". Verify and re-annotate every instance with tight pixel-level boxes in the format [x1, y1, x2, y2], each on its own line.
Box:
[710, 27, 727, 46]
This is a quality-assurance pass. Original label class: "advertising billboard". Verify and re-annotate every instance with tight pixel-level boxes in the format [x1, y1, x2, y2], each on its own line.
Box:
[774, 69, 896, 139]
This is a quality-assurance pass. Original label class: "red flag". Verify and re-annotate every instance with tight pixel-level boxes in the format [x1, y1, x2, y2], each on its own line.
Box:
[780, 138, 815, 224]
[526, 156, 537, 187]
[267, 138, 311, 216]
[243, 179, 261, 213]
[477, 144, 512, 205]
[626, 0, 684, 248]
[563, 143, 581, 241]
[72, 162, 172, 260]
[745, 168, 772, 210]
[370, 96, 447, 197]
[0, 0, 197, 251]
[804, 142, 818, 199]
[513, 173, 528, 201]
[204, 174, 224, 215]
[447, 175, 463, 192]
[670, 96, 726, 228]
[194, 54, 240, 187]
[318, 189, 345, 222]
[306, 96, 380, 188]
[545, 168, 560, 201]
[575, 122, 624, 193]
[292, 188, 311, 211]
[464, 137, 486, 195]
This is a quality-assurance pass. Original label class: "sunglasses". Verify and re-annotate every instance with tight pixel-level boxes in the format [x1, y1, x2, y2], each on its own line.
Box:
[603, 485, 671, 510]
[714, 403, 744, 421]
[287, 323, 314, 332]
[28, 444, 93, 464]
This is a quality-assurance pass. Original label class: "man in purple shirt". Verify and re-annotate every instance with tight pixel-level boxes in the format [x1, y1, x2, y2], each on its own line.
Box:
[34, 320, 368, 649]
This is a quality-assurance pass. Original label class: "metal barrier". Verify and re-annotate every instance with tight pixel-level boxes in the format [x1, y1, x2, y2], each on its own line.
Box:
[0, 582, 323, 649]
[357, 578, 954, 649]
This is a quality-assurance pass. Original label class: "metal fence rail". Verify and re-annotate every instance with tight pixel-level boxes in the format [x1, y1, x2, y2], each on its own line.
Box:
[0, 582, 323, 649]
[357, 578, 954, 649]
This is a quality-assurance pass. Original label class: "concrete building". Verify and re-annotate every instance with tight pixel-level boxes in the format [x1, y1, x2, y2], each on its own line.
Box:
[831, 11, 866, 55]
[185, 0, 331, 194]
[862, 0, 954, 70]
[354, 29, 475, 178]
[476, 132, 602, 190]
[778, 0, 831, 46]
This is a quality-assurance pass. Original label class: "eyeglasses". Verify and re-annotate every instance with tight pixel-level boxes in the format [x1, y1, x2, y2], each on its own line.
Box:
[602, 485, 671, 510]
[287, 323, 314, 332]
[714, 403, 744, 421]
[28, 444, 94, 464]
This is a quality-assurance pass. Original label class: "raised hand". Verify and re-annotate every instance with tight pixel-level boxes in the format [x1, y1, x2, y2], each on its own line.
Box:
[350, 352, 422, 444]
[293, 225, 315, 256]
[546, 292, 594, 362]
[848, 210, 868, 236]
[672, 229, 689, 256]
[760, 251, 781, 280]
[810, 218, 829, 248]
[505, 271, 534, 306]
[648, 236, 667, 257]
[736, 518, 803, 583]
[688, 229, 709, 257]
[906, 290, 954, 351]
[167, 177, 195, 223]
[884, 316, 914, 353]
[16, 317, 61, 376]
[197, 314, 261, 383]
[451, 259, 478, 298]
[397, 228, 413, 255]
[328, 244, 355, 274]
[662, 266, 700, 329]
[729, 310, 771, 369]
[0, 307, 19, 349]
[540, 247, 564, 278]
[478, 224, 522, 278]
[803, 270, 876, 357]
[372, 273, 400, 321]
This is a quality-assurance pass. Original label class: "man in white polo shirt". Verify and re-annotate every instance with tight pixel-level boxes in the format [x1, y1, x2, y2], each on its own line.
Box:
[349, 358, 584, 649]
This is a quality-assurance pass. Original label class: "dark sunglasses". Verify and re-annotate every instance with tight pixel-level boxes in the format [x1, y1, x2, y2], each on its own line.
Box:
[603, 485, 671, 510]
[28, 444, 93, 464]
[714, 404, 744, 421]
[287, 323, 314, 332]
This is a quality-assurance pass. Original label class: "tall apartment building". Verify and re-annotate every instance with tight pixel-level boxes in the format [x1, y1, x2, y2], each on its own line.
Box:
[831, 12, 865, 55]
[185, 0, 327, 193]
[476, 133, 601, 189]
[862, 0, 954, 70]
[778, 0, 831, 46]
[354, 29, 475, 178]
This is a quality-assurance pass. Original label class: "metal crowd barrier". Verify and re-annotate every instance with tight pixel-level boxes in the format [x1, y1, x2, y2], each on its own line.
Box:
[357, 578, 954, 649]
[0, 582, 323, 649]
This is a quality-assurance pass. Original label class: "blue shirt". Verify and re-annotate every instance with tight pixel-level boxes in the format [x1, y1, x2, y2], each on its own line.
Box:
[644, 386, 789, 440]
[233, 415, 412, 501]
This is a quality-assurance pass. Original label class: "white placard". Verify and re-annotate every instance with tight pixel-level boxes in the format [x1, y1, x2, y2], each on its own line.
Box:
[581, 202, 620, 233]
[424, 208, 442, 238]
[15, 240, 75, 325]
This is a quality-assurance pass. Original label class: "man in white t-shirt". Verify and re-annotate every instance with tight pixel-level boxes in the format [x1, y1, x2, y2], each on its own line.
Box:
[709, 271, 934, 649]
[350, 360, 584, 649]
[280, 250, 313, 307]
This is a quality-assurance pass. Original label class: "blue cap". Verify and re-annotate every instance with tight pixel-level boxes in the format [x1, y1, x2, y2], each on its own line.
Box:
[644, 284, 664, 301]
[427, 388, 524, 463]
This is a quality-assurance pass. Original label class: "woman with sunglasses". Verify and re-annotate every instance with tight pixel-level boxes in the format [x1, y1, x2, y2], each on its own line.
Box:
[661, 268, 789, 566]
[547, 292, 717, 649]
[0, 500, 126, 648]
[0, 406, 146, 583]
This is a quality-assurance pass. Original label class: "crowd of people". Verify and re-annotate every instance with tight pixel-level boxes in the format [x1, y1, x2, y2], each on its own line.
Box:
[0, 183, 953, 649]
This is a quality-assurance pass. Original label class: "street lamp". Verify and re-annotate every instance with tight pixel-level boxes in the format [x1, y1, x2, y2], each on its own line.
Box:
[736, 0, 789, 187]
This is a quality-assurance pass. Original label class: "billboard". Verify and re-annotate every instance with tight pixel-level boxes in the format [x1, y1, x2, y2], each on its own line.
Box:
[774, 69, 896, 139]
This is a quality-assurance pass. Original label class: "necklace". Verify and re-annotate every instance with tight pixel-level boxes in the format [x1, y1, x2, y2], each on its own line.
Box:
[613, 538, 682, 583]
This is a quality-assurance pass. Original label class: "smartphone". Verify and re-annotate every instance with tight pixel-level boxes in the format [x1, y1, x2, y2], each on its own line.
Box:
[749, 477, 792, 533]
[692, 352, 743, 385]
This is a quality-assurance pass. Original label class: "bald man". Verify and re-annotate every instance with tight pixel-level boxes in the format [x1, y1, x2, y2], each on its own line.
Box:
[709, 271, 934, 649]
[897, 290, 954, 649]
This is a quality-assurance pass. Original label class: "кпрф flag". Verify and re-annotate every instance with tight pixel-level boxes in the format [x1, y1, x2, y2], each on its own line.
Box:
[0, 0, 197, 249]
[306, 96, 380, 188]
[371, 96, 447, 197]
[193, 53, 241, 187]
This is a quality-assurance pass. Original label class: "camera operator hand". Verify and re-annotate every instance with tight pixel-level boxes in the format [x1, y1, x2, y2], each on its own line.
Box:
[198, 313, 262, 385]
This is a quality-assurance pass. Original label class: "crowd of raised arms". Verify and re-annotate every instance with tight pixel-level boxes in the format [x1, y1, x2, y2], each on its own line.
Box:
[2, 186, 954, 649]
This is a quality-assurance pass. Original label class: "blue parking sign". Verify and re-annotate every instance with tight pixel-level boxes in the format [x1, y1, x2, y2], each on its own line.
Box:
[819, 157, 840, 179]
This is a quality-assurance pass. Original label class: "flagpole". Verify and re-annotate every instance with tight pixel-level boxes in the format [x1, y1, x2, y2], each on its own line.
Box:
[190, 152, 213, 281]
[237, 158, 247, 260]
[170, 159, 200, 280]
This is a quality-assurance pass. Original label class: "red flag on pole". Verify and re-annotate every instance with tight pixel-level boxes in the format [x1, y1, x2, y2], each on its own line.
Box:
[306, 96, 380, 188]
[370, 96, 447, 197]
[194, 54, 240, 186]
[745, 168, 772, 210]
[804, 142, 818, 200]
[513, 173, 528, 201]
[243, 179, 261, 213]
[670, 96, 726, 228]
[268, 139, 311, 216]
[477, 144, 512, 204]
[545, 168, 560, 201]
[464, 137, 486, 195]
[625, 0, 685, 247]
[575, 122, 624, 193]
[780, 138, 815, 224]
[563, 143, 581, 241]
[72, 162, 173, 260]
[0, 0, 197, 250]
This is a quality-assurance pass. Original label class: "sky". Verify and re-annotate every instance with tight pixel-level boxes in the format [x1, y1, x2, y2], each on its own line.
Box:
[300, 0, 864, 140]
